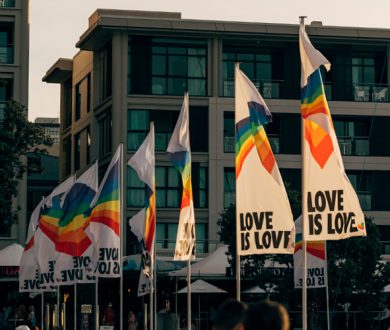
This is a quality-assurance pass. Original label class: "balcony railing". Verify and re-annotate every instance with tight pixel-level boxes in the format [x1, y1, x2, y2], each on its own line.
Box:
[223, 79, 285, 98]
[337, 136, 369, 156]
[224, 135, 280, 154]
[357, 191, 372, 211]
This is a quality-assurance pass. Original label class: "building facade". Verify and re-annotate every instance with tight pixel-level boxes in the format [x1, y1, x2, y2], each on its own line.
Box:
[0, 0, 29, 248]
[44, 9, 390, 259]
[34, 117, 60, 156]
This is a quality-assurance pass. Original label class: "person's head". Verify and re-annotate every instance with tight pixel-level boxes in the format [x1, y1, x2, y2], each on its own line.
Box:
[213, 299, 247, 330]
[244, 300, 290, 330]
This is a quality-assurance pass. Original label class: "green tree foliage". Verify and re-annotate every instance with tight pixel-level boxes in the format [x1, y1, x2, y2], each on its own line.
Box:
[218, 189, 389, 311]
[0, 100, 52, 236]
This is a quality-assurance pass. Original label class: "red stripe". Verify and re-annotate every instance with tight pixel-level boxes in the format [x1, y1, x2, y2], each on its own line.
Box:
[90, 215, 120, 235]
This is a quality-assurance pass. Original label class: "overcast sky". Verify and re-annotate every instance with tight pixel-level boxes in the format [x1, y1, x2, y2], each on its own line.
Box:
[29, 0, 390, 121]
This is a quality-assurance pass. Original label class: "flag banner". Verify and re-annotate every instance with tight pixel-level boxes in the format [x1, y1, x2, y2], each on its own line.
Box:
[129, 209, 145, 242]
[54, 162, 98, 285]
[35, 176, 75, 288]
[137, 268, 151, 297]
[294, 216, 327, 289]
[86, 146, 121, 277]
[300, 23, 366, 241]
[235, 65, 295, 255]
[20, 199, 45, 292]
[128, 124, 156, 278]
[167, 93, 196, 261]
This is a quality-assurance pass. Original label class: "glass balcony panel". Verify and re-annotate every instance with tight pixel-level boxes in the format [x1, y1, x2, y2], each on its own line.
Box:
[357, 192, 371, 211]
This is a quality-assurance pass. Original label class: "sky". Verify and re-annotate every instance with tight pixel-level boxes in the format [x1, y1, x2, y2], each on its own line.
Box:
[29, 0, 390, 121]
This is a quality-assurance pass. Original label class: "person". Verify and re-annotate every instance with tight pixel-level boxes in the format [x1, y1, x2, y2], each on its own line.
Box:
[213, 299, 247, 330]
[103, 302, 116, 326]
[127, 310, 137, 330]
[244, 300, 290, 330]
[27, 306, 36, 329]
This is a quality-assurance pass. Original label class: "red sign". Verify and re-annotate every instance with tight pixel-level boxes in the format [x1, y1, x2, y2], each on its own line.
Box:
[0, 266, 19, 277]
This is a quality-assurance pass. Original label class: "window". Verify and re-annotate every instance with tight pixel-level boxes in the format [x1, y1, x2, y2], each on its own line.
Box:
[87, 126, 91, 164]
[100, 42, 112, 100]
[63, 79, 72, 130]
[0, 0, 15, 7]
[222, 47, 283, 97]
[0, 78, 12, 121]
[156, 222, 207, 253]
[347, 171, 373, 211]
[127, 108, 208, 152]
[74, 132, 81, 171]
[62, 136, 71, 177]
[224, 168, 235, 208]
[334, 117, 370, 156]
[224, 112, 235, 153]
[75, 74, 90, 121]
[98, 111, 112, 157]
[127, 164, 207, 208]
[0, 23, 13, 64]
[151, 40, 206, 96]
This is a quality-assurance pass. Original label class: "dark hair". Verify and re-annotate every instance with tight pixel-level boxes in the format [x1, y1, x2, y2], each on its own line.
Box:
[213, 299, 247, 330]
[244, 300, 290, 330]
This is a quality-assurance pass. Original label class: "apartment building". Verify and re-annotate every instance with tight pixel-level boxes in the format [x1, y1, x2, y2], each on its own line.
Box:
[43, 9, 390, 258]
[0, 0, 29, 248]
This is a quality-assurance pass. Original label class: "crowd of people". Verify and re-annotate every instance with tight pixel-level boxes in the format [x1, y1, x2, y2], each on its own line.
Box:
[213, 299, 289, 330]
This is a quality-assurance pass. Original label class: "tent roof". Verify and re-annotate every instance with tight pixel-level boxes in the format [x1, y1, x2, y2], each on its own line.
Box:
[0, 243, 23, 266]
[383, 284, 390, 293]
[242, 284, 275, 294]
[177, 279, 227, 294]
[169, 245, 229, 277]
[123, 254, 185, 272]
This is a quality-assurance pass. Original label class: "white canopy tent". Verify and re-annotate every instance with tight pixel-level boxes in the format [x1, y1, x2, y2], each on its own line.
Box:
[0, 243, 23, 266]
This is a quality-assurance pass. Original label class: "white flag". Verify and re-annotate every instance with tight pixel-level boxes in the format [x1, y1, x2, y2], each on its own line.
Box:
[235, 65, 295, 255]
[300, 22, 366, 241]
[167, 93, 196, 261]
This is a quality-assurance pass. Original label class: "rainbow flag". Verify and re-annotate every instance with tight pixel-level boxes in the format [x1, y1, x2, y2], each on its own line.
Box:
[128, 124, 155, 253]
[167, 93, 196, 261]
[86, 145, 121, 278]
[300, 22, 365, 241]
[54, 162, 98, 284]
[235, 64, 295, 256]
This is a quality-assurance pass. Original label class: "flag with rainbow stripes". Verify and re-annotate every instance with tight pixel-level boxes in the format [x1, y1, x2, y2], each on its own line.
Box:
[300, 22, 366, 241]
[167, 93, 196, 261]
[235, 65, 295, 256]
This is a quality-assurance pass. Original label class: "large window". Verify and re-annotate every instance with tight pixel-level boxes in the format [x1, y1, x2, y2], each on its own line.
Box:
[334, 117, 370, 156]
[74, 132, 81, 171]
[156, 223, 207, 253]
[0, 23, 13, 64]
[127, 108, 208, 152]
[0, 78, 12, 121]
[127, 165, 207, 208]
[98, 111, 112, 157]
[223, 168, 235, 209]
[62, 135, 71, 177]
[0, 0, 15, 7]
[129, 37, 207, 96]
[222, 48, 283, 97]
[100, 42, 112, 101]
[75, 74, 90, 121]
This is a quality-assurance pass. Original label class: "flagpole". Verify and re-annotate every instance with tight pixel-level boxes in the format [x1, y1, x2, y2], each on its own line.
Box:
[149, 252, 154, 330]
[300, 16, 308, 330]
[56, 285, 60, 327]
[325, 242, 331, 330]
[234, 62, 241, 302]
[41, 292, 44, 330]
[74, 283, 77, 330]
[187, 259, 191, 330]
[153, 233, 157, 330]
[95, 277, 99, 330]
[120, 143, 124, 330]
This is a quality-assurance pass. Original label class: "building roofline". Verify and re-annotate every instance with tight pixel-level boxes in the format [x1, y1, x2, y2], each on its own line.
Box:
[76, 9, 390, 50]
[42, 58, 73, 84]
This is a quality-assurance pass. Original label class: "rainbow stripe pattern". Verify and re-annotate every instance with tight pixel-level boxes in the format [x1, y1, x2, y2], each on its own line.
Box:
[301, 70, 334, 169]
[235, 101, 275, 179]
[144, 182, 156, 253]
[89, 160, 120, 235]
[56, 182, 96, 256]
[295, 232, 326, 260]
[169, 151, 193, 210]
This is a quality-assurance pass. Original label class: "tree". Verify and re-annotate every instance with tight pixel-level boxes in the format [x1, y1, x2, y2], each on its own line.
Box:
[0, 100, 52, 236]
[218, 188, 389, 312]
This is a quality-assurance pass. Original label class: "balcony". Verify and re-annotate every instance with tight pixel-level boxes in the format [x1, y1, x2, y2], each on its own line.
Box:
[357, 191, 372, 211]
[0, 0, 15, 7]
[325, 83, 390, 103]
[337, 136, 369, 156]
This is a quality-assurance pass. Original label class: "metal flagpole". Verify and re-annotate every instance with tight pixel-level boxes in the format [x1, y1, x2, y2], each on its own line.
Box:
[149, 253, 154, 330]
[234, 62, 241, 302]
[56, 285, 60, 327]
[153, 233, 157, 330]
[299, 16, 308, 330]
[325, 242, 331, 330]
[74, 283, 77, 330]
[41, 292, 44, 330]
[187, 259, 191, 330]
[120, 143, 124, 330]
[95, 277, 99, 330]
